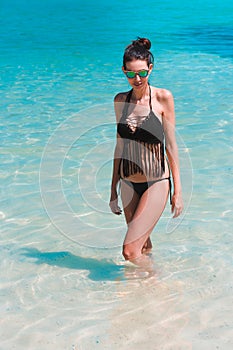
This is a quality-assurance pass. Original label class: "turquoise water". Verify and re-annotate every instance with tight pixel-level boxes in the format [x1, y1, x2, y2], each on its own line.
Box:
[1, 0, 233, 349]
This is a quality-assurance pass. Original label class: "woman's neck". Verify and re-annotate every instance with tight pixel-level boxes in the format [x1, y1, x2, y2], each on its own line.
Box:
[131, 84, 150, 103]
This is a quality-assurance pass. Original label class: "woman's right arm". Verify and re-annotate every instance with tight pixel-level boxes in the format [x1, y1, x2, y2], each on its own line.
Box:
[110, 135, 124, 192]
[109, 93, 125, 215]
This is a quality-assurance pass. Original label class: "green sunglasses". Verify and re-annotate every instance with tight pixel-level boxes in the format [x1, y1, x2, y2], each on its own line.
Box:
[124, 69, 149, 79]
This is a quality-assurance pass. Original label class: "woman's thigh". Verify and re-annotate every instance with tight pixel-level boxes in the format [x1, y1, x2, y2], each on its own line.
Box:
[123, 179, 169, 246]
[120, 180, 140, 224]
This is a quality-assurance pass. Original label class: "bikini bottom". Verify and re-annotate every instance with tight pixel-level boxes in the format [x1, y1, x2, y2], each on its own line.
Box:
[122, 177, 172, 204]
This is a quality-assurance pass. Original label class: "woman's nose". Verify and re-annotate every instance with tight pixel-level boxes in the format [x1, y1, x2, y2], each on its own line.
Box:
[134, 73, 141, 81]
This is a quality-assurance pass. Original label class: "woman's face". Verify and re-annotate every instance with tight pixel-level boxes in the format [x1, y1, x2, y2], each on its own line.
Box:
[122, 59, 153, 91]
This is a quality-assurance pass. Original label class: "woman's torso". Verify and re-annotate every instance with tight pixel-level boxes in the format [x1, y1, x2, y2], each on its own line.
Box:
[117, 85, 170, 182]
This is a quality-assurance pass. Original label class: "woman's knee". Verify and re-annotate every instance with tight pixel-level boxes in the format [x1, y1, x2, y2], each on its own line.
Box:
[122, 244, 140, 261]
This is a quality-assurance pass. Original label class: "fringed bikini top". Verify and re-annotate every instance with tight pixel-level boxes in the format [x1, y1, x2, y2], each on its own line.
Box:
[117, 86, 165, 178]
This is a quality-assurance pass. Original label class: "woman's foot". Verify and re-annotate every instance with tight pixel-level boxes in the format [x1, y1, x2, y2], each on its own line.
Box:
[130, 254, 154, 273]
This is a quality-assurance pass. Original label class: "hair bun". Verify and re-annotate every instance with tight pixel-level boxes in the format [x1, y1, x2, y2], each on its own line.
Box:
[132, 37, 151, 50]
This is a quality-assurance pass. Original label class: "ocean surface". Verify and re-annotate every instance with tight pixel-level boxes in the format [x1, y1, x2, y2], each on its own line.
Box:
[0, 0, 233, 349]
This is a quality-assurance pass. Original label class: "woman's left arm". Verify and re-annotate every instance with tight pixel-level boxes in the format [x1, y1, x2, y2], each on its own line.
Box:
[160, 89, 183, 218]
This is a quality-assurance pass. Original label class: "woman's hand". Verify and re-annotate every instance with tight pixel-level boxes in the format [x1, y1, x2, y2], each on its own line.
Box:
[109, 192, 122, 215]
[171, 192, 183, 218]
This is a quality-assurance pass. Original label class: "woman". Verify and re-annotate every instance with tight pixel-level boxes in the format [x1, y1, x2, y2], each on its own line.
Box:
[109, 38, 183, 267]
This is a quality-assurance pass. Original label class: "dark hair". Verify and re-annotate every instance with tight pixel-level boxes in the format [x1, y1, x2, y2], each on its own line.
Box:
[123, 37, 154, 69]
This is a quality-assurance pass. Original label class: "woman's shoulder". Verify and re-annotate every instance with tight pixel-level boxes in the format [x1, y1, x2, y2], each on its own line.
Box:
[151, 86, 174, 102]
[114, 91, 131, 122]
[114, 91, 130, 103]
[150, 86, 175, 118]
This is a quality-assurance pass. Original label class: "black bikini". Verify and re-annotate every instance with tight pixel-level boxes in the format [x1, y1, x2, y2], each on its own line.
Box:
[122, 178, 172, 202]
[117, 85, 172, 203]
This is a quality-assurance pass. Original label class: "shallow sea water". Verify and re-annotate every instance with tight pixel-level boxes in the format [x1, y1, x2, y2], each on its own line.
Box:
[0, 0, 233, 349]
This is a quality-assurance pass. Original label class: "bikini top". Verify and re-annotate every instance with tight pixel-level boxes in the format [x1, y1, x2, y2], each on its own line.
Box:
[117, 86, 165, 178]
[117, 86, 164, 144]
